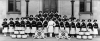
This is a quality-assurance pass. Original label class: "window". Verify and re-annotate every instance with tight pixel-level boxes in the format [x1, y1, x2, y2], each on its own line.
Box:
[8, 0, 21, 14]
[43, 0, 58, 13]
[80, 0, 92, 14]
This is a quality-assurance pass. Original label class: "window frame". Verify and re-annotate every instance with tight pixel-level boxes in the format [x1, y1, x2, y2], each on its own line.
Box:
[7, 0, 21, 14]
[79, 0, 93, 15]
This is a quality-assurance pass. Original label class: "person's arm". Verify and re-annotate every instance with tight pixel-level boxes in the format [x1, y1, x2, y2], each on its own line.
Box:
[53, 21, 56, 26]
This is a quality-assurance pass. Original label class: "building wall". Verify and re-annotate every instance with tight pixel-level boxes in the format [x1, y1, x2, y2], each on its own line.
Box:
[0, 0, 100, 27]
[58, 0, 79, 18]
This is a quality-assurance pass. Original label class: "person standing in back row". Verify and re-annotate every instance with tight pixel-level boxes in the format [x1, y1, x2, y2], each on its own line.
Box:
[93, 20, 98, 38]
[70, 20, 76, 37]
[2, 18, 9, 36]
[47, 19, 56, 37]
[8, 18, 15, 36]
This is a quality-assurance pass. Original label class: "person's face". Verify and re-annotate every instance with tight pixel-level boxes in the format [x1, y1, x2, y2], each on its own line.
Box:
[4, 20, 7, 22]
[77, 21, 80, 22]
[39, 12, 42, 14]
[10, 19, 13, 21]
[24, 19, 27, 21]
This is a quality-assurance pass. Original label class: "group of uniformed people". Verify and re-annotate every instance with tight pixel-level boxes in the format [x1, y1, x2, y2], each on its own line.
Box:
[1, 11, 99, 39]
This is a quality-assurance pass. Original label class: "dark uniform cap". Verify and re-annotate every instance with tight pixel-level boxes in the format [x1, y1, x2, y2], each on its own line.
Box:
[76, 19, 80, 22]
[93, 19, 97, 22]
[9, 18, 13, 20]
[3, 18, 7, 21]
[82, 19, 85, 22]
[30, 15, 33, 17]
[88, 19, 91, 22]
[21, 17, 24, 20]
[16, 17, 19, 20]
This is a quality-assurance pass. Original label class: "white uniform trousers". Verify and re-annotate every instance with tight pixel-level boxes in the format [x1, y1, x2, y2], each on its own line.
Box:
[31, 27, 36, 33]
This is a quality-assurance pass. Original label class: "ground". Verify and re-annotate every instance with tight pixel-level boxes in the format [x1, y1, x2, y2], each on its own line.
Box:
[0, 34, 100, 41]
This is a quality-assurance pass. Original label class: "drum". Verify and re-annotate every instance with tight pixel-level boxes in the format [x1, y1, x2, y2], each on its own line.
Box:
[79, 31, 84, 35]
[17, 27, 21, 30]
[20, 31, 25, 34]
[85, 31, 90, 35]
[25, 27, 31, 33]
[22, 35, 27, 39]
[17, 35, 22, 38]
[76, 35, 81, 39]
[31, 27, 36, 33]
[2, 27, 8, 33]
[15, 27, 18, 30]
[14, 31, 19, 34]
[21, 27, 25, 31]
[81, 28, 87, 31]
[11, 35, 16, 38]
[87, 35, 93, 39]
[82, 35, 87, 39]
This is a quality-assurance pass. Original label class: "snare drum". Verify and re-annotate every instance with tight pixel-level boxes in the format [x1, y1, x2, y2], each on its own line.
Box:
[20, 31, 25, 34]
[79, 31, 84, 35]
[11, 35, 16, 38]
[82, 35, 87, 39]
[85, 31, 90, 35]
[17, 35, 22, 38]
[87, 35, 93, 39]
[77, 35, 81, 39]
[22, 35, 27, 38]
[14, 31, 19, 34]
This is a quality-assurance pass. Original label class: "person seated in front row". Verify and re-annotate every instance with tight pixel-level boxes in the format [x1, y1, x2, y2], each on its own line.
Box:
[55, 28, 70, 40]
[8, 18, 15, 36]
[33, 28, 46, 39]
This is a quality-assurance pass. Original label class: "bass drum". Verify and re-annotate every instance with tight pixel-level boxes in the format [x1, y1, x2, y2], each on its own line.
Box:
[22, 35, 28, 39]
[14, 31, 19, 34]
[82, 35, 87, 39]
[76, 35, 81, 39]
[79, 31, 84, 35]
[20, 31, 25, 34]
[11, 34, 16, 38]
[85, 31, 90, 35]
[17, 35, 22, 38]
[87, 35, 93, 40]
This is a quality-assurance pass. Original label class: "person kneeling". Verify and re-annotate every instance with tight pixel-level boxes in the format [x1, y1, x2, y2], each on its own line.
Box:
[55, 28, 70, 40]
[33, 28, 46, 39]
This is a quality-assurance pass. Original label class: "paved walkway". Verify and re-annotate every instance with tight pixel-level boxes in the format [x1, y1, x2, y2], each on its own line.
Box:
[0, 35, 100, 41]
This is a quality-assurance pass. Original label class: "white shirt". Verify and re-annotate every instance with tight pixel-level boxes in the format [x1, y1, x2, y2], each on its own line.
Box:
[47, 20, 56, 26]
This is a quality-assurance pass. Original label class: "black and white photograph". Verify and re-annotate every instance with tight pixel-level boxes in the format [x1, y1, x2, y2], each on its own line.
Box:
[0, 0, 100, 41]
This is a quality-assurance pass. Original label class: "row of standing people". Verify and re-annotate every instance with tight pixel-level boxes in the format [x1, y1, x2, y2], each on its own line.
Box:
[2, 17, 98, 38]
